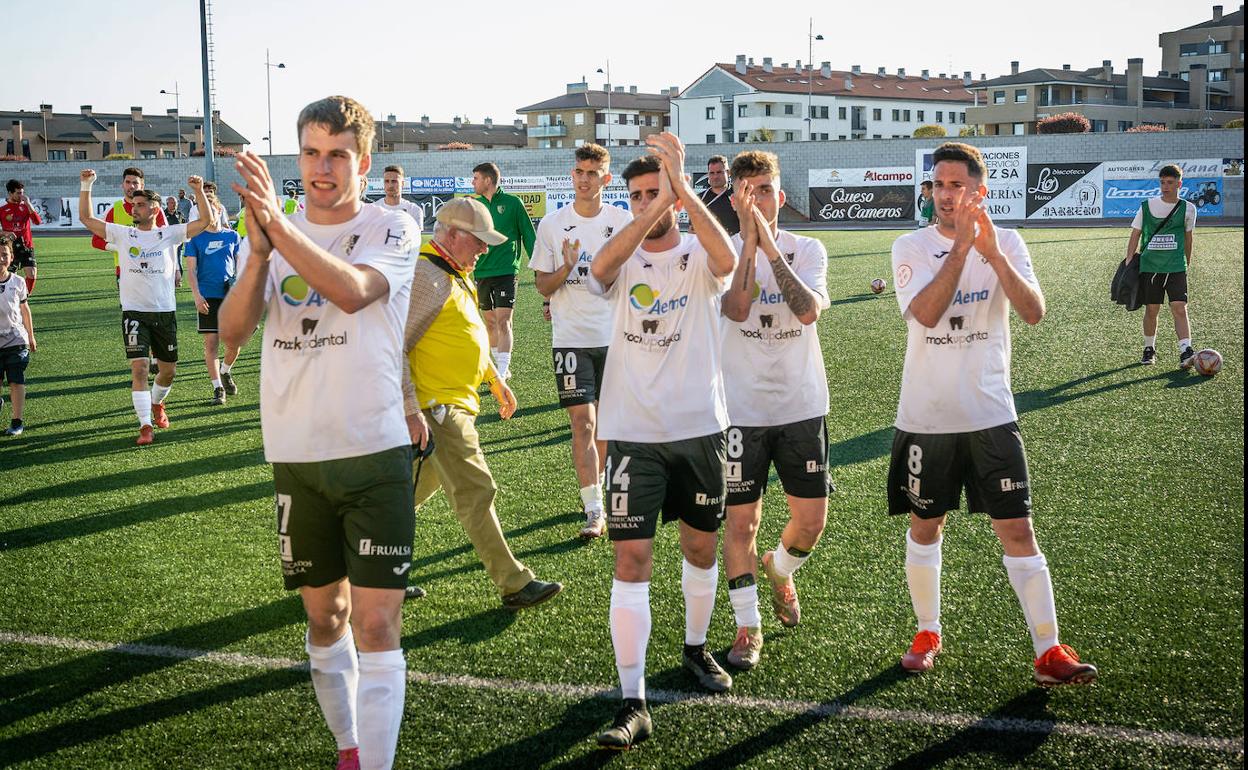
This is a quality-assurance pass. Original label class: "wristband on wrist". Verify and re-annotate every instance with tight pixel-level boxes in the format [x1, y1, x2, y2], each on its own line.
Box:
[80, 181, 94, 192]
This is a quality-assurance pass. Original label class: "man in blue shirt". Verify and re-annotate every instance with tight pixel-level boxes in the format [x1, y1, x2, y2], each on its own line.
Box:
[185, 189, 242, 404]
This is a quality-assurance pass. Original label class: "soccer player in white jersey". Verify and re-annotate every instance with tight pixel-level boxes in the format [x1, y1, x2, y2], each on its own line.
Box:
[530, 143, 632, 539]
[718, 151, 831, 670]
[888, 142, 1097, 687]
[220, 96, 419, 770]
[588, 133, 737, 750]
[78, 170, 212, 445]
[373, 164, 424, 232]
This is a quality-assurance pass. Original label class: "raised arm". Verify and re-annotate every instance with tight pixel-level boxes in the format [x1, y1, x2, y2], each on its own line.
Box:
[721, 180, 757, 322]
[906, 191, 979, 328]
[232, 151, 389, 314]
[752, 207, 822, 325]
[649, 132, 736, 277]
[77, 170, 109, 240]
[184, 176, 213, 238]
[591, 176, 674, 289]
[218, 200, 271, 349]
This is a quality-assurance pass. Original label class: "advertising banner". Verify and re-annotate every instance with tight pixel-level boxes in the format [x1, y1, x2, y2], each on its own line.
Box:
[543, 175, 631, 213]
[1102, 177, 1224, 218]
[1025, 163, 1104, 219]
[809, 166, 916, 222]
[915, 146, 1027, 220]
[1102, 158, 1222, 180]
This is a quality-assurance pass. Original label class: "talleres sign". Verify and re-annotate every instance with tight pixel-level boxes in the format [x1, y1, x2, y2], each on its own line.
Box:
[808, 167, 916, 221]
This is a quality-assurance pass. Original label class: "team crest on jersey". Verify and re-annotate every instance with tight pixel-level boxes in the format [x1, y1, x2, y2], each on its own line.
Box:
[344, 234, 361, 256]
[603, 226, 614, 238]
[784, 252, 795, 264]
[497, 205, 505, 214]
[679, 253, 689, 271]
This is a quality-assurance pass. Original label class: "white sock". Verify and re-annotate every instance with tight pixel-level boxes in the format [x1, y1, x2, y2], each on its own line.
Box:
[579, 483, 603, 513]
[1177, 337, 1191, 352]
[356, 649, 406, 770]
[905, 529, 943, 635]
[610, 579, 651, 700]
[770, 541, 811, 578]
[211, 377, 223, 389]
[306, 628, 359, 751]
[495, 351, 511, 378]
[1144, 335, 1156, 348]
[151, 382, 171, 405]
[1004, 553, 1060, 658]
[728, 580, 762, 629]
[132, 390, 152, 427]
[681, 559, 717, 646]
[221, 361, 233, 374]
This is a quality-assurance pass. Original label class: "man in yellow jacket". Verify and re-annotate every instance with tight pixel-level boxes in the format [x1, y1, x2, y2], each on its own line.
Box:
[401, 197, 563, 610]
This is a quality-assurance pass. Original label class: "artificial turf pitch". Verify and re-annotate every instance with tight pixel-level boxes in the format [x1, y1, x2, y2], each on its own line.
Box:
[0, 229, 1242, 768]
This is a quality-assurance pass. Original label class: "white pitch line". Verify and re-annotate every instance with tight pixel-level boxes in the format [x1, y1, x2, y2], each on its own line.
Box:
[1, 630, 1241, 755]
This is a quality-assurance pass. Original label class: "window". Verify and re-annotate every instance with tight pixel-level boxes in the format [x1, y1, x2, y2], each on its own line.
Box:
[556, 140, 564, 148]
[820, 133, 830, 140]
[537, 114, 551, 126]
[872, 108, 882, 120]
[738, 132, 748, 142]
[115, 141, 125, 152]
[1180, 71, 1190, 81]
[892, 109, 900, 120]
[1118, 121, 1133, 131]
[1180, 43, 1200, 57]
[959, 112, 966, 123]
[917, 110, 925, 121]
[1209, 69, 1227, 82]
[140, 149, 157, 158]
[838, 106, 847, 119]
[705, 106, 715, 119]
[538, 139, 550, 149]
[993, 90, 1006, 104]
[872, 134, 882, 139]
[838, 135, 846, 140]
[4, 140, 12, 155]
[575, 139, 584, 147]
[936, 111, 943, 123]
[1015, 89, 1028, 103]
[784, 131, 795, 141]
[1091, 119, 1108, 132]
[1209, 40, 1227, 54]
[48, 149, 67, 160]
[784, 104, 794, 115]
[707, 134, 716, 143]
[820, 106, 829, 118]
[596, 112, 606, 124]
[74, 149, 87, 160]
[574, 112, 585, 126]
[1013, 123, 1026, 135]
[738, 104, 747, 117]
[903, 110, 911, 121]
[764, 104, 772, 116]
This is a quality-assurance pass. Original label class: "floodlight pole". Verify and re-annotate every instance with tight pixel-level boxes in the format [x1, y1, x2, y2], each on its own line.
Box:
[198, 0, 216, 181]
[806, 19, 824, 141]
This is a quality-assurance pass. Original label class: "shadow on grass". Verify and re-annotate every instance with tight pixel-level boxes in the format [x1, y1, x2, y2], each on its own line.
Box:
[0, 479, 272, 550]
[402, 607, 518, 649]
[885, 688, 1054, 768]
[830, 293, 885, 307]
[410, 511, 573, 574]
[449, 695, 618, 770]
[0, 595, 306, 760]
[477, 401, 564, 426]
[479, 423, 569, 448]
[681, 664, 911, 770]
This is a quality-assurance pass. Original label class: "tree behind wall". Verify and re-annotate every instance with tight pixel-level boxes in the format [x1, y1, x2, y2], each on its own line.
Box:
[1036, 112, 1091, 134]
[913, 125, 947, 138]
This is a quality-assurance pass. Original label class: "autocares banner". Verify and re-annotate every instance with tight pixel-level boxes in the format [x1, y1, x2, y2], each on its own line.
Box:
[543, 176, 631, 213]
[915, 146, 1028, 220]
[1101, 159, 1224, 218]
[808, 166, 916, 222]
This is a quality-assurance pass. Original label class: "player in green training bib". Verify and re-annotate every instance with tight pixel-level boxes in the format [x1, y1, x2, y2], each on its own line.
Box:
[1123, 164, 1198, 368]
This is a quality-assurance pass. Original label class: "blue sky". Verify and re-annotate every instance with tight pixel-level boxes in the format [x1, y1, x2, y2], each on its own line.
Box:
[10, 0, 1221, 154]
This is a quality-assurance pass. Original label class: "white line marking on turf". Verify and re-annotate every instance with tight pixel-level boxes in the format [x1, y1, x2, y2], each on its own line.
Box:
[2, 631, 1241, 755]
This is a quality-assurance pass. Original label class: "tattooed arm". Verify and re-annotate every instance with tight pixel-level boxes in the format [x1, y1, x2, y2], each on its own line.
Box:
[752, 208, 821, 325]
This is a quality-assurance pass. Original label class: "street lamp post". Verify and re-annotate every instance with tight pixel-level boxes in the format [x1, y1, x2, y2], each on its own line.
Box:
[807, 18, 824, 141]
[597, 61, 612, 146]
[265, 49, 286, 155]
[160, 83, 182, 157]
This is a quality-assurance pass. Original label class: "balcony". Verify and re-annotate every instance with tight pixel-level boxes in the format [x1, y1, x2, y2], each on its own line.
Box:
[528, 124, 568, 138]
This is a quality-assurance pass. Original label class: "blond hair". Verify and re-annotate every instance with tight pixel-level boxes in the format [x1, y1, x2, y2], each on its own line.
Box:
[730, 150, 781, 182]
[296, 96, 375, 157]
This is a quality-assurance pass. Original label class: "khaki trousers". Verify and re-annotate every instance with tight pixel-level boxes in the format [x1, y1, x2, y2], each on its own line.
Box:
[414, 405, 534, 596]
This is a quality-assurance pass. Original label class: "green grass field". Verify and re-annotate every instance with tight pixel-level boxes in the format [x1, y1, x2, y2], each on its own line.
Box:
[1, 228, 1243, 769]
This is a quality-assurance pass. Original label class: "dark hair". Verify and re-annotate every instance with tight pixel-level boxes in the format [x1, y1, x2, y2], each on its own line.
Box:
[707, 155, 728, 168]
[1158, 164, 1183, 180]
[133, 189, 161, 203]
[931, 142, 986, 180]
[122, 167, 144, 180]
[621, 155, 662, 185]
[0, 232, 14, 251]
[730, 150, 780, 181]
[384, 164, 404, 176]
[574, 143, 610, 166]
[5, 179, 23, 194]
[203, 181, 218, 193]
[920, 180, 933, 190]
[472, 162, 500, 184]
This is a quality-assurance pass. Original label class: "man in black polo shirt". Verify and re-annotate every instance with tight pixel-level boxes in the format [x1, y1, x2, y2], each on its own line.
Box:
[696, 155, 739, 236]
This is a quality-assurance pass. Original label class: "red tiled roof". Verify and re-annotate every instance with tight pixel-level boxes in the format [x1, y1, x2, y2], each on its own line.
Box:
[712, 63, 978, 103]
